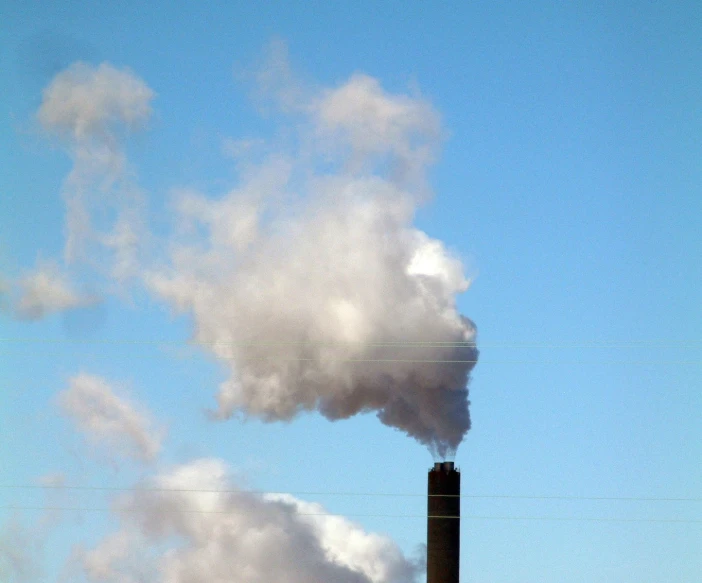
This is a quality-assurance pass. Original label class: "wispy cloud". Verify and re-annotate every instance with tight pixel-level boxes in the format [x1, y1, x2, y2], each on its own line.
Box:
[312, 73, 440, 184]
[0, 517, 44, 583]
[12, 261, 98, 320]
[58, 373, 164, 463]
[0, 474, 67, 583]
[250, 38, 307, 113]
[37, 62, 153, 280]
[37, 61, 153, 142]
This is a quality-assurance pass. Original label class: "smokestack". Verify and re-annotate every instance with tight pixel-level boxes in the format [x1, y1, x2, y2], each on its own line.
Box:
[427, 461, 460, 583]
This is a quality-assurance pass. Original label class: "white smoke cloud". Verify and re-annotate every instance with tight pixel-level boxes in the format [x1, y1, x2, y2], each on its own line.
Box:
[312, 73, 440, 185]
[79, 531, 154, 583]
[37, 62, 153, 142]
[12, 262, 98, 320]
[147, 57, 478, 457]
[251, 38, 307, 113]
[0, 517, 44, 583]
[0, 474, 68, 583]
[58, 373, 164, 462]
[77, 458, 418, 583]
[37, 62, 153, 279]
[32, 52, 478, 456]
[267, 494, 417, 583]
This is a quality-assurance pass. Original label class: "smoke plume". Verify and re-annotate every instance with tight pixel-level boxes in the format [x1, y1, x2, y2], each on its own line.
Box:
[10, 261, 98, 320]
[147, 48, 478, 457]
[58, 373, 164, 462]
[0, 518, 43, 583]
[0, 474, 67, 583]
[77, 458, 418, 583]
[37, 62, 152, 281]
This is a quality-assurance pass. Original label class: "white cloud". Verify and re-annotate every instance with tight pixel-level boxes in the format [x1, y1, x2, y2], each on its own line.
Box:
[77, 459, 418, 583]
[13, 262, 97, 320]
[58, 374, 164, 462]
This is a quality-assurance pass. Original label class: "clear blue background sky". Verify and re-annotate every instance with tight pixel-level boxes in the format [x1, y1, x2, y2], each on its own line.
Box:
[1, 1, 701, 582]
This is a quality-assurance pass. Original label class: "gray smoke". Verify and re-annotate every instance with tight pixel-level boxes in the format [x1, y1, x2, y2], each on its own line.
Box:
[147, 52, 478, 457]
[9, 261, 98, 321]
[77, 459, 419, 583]
[37, 61, 152, 282]
[0, 518, 43, 583]
[0, 474, 66, 583]
[58, 373, 165, 463]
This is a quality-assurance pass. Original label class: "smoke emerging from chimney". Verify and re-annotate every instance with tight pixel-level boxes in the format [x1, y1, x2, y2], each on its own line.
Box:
[146, 44, 478, 457]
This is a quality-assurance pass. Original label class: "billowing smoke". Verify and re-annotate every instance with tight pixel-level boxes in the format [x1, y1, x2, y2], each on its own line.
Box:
[147, 48, 478, 457]
[77, 459, 419, 583]
[53, 380, 418, 582]
[33, 51, 478, 456]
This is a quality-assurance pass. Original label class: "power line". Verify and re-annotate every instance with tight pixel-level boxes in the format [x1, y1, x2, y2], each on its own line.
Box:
[2, 348, 701, 364]
[4, 338, 475, 347]
[1, 337, 701, 348]
[1, 505, 700, 523]
[3, 339, 700, 364]
[2, 484, 700, 502]
[3, 355, 701, 365]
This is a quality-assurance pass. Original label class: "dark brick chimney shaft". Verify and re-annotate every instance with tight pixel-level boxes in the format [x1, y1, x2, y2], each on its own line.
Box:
[427, 461, 460, 583]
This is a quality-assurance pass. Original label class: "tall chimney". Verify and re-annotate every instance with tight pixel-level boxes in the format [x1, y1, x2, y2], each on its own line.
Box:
[427, 461, 460, 583]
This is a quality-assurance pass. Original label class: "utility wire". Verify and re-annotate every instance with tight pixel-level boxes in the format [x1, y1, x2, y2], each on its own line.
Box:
[1, 505, 700, 523]
[3, 357, 701, 364]
[1, 338, 701, 348]
[2, 484, 700, 502]
[5, 355, 702, 363]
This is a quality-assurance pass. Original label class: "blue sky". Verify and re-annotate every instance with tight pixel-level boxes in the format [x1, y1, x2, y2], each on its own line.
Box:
[1, 1, 701, 582]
